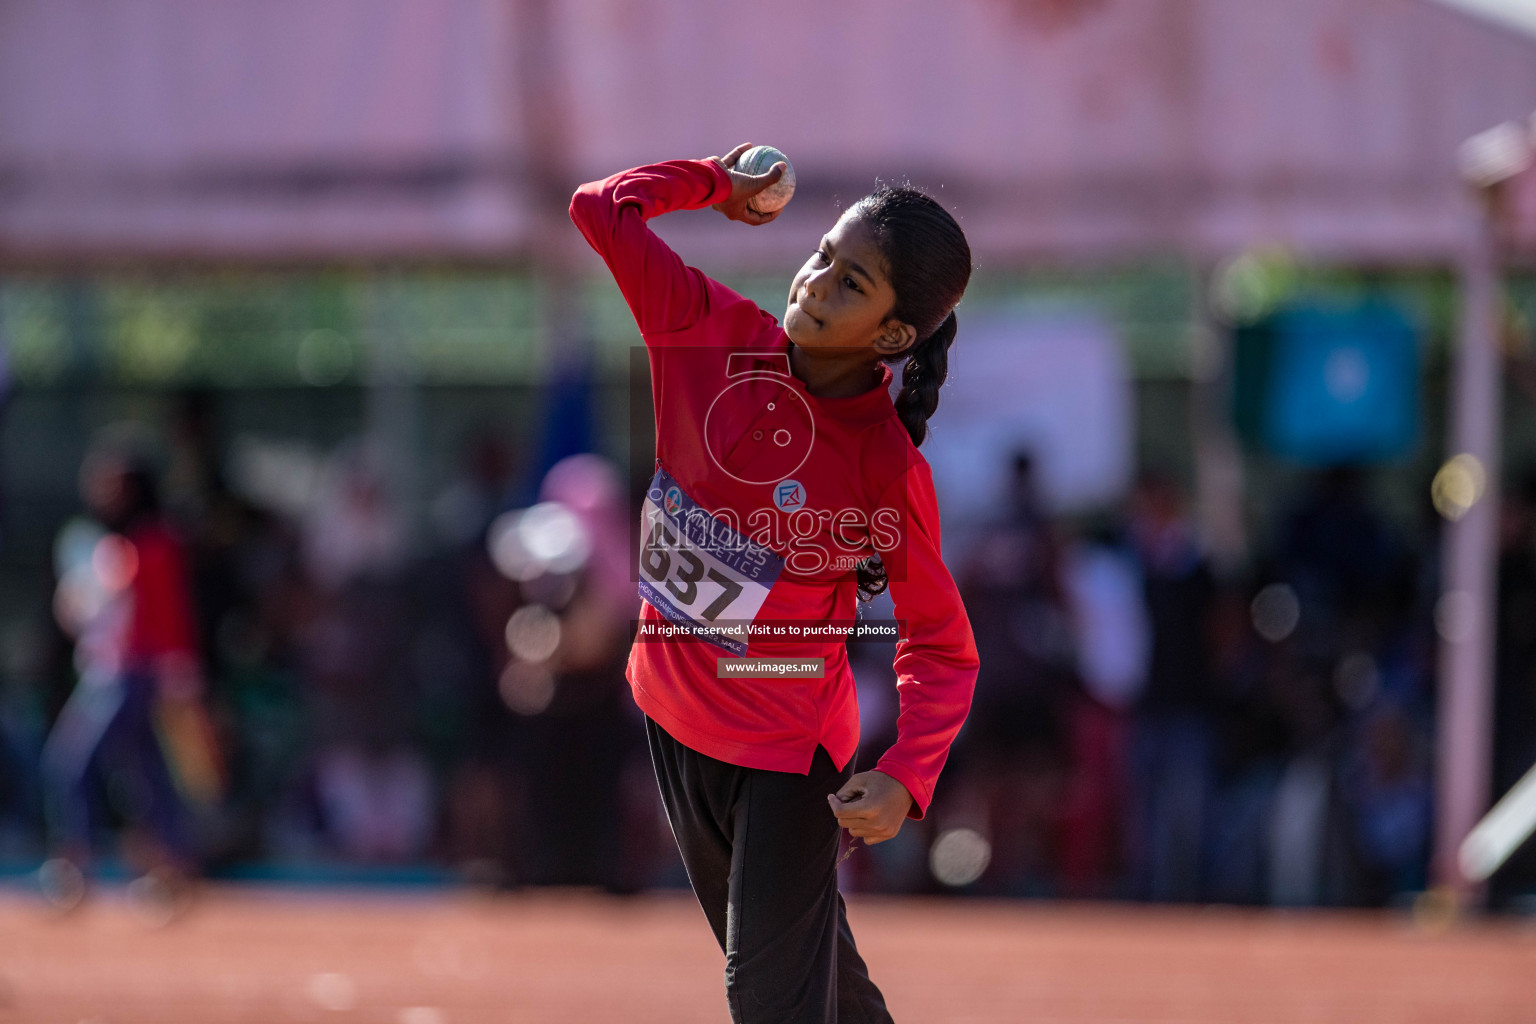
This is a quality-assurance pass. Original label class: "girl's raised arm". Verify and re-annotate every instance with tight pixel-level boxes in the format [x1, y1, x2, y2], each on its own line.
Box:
[570, 150, 786, 337]
[568, 159, 733, 336]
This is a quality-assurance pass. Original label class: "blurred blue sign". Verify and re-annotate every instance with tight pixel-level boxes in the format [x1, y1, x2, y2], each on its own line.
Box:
[1233, 301, 1419, 464]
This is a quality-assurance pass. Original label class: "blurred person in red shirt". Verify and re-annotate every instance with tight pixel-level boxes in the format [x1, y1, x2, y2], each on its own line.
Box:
[39, 443, 215, 911]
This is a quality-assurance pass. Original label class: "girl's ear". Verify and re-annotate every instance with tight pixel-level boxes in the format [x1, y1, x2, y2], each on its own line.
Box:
[874, 319, 917, 357]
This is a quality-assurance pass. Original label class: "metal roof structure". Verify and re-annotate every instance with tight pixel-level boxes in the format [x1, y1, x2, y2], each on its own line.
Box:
[3, 0, 1536, 266]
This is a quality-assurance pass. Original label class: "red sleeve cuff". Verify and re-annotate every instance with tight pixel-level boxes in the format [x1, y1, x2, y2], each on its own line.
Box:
[872, 759, 932, 820]
[699, 158, 734, 206]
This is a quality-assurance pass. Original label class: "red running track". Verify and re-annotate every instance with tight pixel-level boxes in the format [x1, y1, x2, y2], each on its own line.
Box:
[1, 887, 1533, 1023]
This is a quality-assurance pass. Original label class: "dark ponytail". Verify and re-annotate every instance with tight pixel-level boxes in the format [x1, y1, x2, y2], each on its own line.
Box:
[893, 310, 957, 448]
[845, 184, 971, 600]
[845, 185, 971, 447]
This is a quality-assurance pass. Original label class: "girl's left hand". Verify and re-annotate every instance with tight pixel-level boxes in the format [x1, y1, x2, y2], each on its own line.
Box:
[828, 771, 914, 845]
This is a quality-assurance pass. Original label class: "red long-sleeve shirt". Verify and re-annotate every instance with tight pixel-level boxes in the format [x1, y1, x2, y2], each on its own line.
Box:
[570, 159, 977, 818]
[125, 521, 199, 668]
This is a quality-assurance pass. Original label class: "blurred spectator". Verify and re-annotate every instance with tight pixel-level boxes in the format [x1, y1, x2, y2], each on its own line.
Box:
[431, 432, 517, 549]
[1340, 553, 1432, 906]
[159, 391, 304, 867]
[444, 514, 525, 883]
[954, 452, 1077, 896]
[302, 441, 406, 592]
[1057, 524, 1148, 897]
[1124, 471, 1217, 902]
[1491, 472, 1536, 906]
[1202, 579, 1287, 905]
[39, 439, 220, 910]
[294, 440, 431, 863]
[1274, 467, 1403, 656]
[1339, 701, 1430, 901]
[1264, 467, 1415, 907]
[314, 745, 434, 862]
[426, 431, 523, 883]
[512, 454, 651, 891]
[0, 616, 58, 860]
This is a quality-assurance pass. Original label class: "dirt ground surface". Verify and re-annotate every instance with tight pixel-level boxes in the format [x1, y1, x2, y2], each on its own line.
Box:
[2, 885, 1534, 1023]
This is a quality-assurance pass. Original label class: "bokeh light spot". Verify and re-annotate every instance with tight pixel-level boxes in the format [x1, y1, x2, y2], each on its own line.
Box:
[519, 501, 590, 574]
[1250, 583, 1300, 643]
[1213, 247, 1297, 324]
[499, 661, 555, 716]
[1322, 347, 1370, 403]
[296, 329, 355, 386]
[92, 534, 139, 592]
[487, 502, 591, 581]
[1333, 651, 1380, 710]
[487, 511, 541, 582]
[1431, 454, 1485, 521]
[398, 1008, 448, 1024]
[929, 828, 992, 887]
[505, 604, 560, 663]
[306, 972, 357, 1012]
[1435, 590, 1477, 644]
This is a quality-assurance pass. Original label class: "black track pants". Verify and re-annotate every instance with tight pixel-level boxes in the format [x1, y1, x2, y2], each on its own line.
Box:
[645, 715, 896, 1024]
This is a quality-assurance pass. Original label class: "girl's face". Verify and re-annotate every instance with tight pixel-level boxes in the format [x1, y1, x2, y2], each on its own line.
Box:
[784, 212, 915, 358]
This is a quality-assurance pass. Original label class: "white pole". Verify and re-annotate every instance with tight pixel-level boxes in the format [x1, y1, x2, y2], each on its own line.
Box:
[1433, 203, 1502, 899]
[1189, 263, 1248, 574]
[514, 0, 584, 362]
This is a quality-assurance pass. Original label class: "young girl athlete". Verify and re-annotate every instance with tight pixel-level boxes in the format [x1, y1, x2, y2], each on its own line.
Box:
[570, 144, 979, 1023]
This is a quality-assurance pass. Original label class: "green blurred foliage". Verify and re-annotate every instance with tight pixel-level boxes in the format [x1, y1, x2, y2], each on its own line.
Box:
[0, 263, 1501, 389]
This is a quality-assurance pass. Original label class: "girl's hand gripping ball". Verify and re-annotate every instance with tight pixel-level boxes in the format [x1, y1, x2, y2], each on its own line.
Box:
[710, 143, 795, 225]
[736, 145, 796, 214]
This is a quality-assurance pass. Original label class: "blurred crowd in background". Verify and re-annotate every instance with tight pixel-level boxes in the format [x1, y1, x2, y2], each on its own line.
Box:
[853, 452, 1536, 909]
[1, 385, 1534, 912]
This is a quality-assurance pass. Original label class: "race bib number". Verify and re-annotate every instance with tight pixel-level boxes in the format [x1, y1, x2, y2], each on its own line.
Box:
[638, 468, 783, 655]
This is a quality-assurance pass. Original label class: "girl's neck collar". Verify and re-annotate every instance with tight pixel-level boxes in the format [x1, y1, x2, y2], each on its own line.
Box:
[787, 342, 892, 401]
